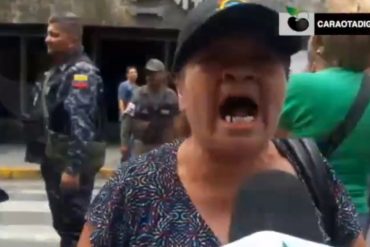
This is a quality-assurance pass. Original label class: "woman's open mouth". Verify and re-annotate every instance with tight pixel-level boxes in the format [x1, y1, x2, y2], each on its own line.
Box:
[219, 96, 258, 126]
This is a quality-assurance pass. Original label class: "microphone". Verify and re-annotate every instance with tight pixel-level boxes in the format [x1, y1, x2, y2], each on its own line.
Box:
[229, 170, 325, 244]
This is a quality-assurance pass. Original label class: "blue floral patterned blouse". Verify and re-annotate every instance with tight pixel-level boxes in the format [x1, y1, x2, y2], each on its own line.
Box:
[86, 140, 361, 246]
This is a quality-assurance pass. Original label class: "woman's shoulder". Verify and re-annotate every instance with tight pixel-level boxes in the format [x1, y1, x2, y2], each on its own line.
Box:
[86, 141, 182, 235]
[90, 141, 180, 200]
[117, 140, 181, 186]
[274, 138, 361, 246]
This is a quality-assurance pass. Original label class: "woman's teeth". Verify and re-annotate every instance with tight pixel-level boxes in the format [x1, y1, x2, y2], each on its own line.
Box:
[225, 116, 254, 123]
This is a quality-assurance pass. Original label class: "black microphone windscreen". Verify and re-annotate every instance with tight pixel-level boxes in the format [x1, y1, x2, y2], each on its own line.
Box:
[229, 170, 325, 243]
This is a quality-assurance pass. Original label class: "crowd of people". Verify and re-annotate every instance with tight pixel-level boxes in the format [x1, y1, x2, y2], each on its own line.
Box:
[1, 0, 370, 246]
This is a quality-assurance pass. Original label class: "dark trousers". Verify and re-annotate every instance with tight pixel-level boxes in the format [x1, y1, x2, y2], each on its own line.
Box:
[41, 162, 95, 247]
[359, 213, 370, 235]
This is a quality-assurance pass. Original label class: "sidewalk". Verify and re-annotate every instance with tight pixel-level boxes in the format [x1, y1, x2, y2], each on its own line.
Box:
[0, 144, 120, 179]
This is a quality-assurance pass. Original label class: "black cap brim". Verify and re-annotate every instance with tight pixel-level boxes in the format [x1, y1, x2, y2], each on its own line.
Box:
[173, 3, 303, 72]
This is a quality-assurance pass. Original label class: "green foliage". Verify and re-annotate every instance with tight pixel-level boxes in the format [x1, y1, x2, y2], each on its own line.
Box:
[286, 6, 300, 16]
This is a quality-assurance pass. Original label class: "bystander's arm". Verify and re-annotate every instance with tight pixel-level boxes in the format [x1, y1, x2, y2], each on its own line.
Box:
[118, 83, 129, 116]
[119, 99, 126, 115]
[77, 223, 94, 247]
[61, 66, 101, 190]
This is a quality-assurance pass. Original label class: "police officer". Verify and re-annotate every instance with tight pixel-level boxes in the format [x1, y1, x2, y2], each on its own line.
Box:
[122, 58, 178, 156]
[25, 13, 106, 247]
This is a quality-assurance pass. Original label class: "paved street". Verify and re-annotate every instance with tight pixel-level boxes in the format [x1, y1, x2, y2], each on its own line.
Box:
[0, 144, 121, 168]
[0, 179, 107, 247]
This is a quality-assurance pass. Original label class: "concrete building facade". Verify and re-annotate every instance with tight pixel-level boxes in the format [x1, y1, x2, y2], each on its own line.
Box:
[0, 0, 368, 142]
[0, 0, 205, 142]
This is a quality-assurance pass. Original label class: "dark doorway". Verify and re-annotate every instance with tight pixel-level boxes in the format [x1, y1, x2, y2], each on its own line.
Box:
[0, 36, 20, 118]
[26, 37, 49, 83]
[98, 39, 165, 122]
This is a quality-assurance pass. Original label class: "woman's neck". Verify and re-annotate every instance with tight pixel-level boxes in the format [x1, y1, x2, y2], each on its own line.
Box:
[177, 138, 271, 189]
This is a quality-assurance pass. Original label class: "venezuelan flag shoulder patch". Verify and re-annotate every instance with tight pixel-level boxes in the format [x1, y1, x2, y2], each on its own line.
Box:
[72, 74, 89, 89]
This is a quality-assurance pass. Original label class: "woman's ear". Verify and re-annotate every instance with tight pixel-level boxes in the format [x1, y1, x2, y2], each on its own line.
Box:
[178, 92, 185, 111]
[175, 76, 186, 111]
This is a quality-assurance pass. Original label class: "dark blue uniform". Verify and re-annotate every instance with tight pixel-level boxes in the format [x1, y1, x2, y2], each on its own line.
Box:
[44, 53, 104, 174]
[27, 50, 105, 247]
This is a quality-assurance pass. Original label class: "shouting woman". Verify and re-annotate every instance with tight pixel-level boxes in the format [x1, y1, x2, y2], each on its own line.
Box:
[78, 1, 365, 246]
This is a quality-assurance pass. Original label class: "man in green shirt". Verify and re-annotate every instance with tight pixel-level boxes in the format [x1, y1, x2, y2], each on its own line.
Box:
[280, 67, 370, 225]
[280, 35, 370, 226]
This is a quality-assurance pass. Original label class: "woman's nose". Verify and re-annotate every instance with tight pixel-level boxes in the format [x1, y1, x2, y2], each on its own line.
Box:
[222, 67, 256, 83]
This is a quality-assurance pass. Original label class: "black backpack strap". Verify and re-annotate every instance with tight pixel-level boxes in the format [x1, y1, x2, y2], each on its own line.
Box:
[278, 138, 337, 242]
[321, 74, 370, 157]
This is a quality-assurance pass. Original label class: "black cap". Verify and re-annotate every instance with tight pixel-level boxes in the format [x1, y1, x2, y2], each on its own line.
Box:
[172, 0, 324, 72]
[145, 58, 166, 72]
